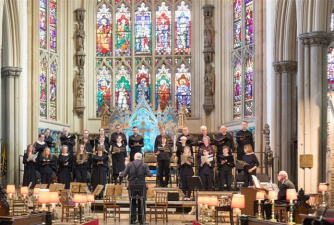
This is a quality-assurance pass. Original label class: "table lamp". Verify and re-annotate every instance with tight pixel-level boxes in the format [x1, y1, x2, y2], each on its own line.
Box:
[38, 191, 50, 211]
[73, 194, 87, 223]
[6, 184, 16, 216]
[86, 194, 94, 220]
[208, 196, 219, 224]
[319, 183, 328, 208]
[268, 190, 278, 222]
[198, 196, 205, 222]
[20, 186, 29, 215]
[203, 196, 210, 223]
[256, 191, 265, 220]
[32, 188, 40, 213]
[49, 192, 59, 223]
[231, 194, 245, 224]
[286, 189, 297, 225]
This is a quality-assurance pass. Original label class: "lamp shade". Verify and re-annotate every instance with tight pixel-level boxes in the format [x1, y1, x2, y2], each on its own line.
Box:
[203, 196, 210, 205]
[38, 191, 50, 204]
[6, 184, 15, 194]
[268, 190, 278, 200]
[207, 196, 218, 206]
[20, 186, 29, 195]
[256, 191, 265, 200]
[49, 192, 59, 204]
[198, 196, 205, 204]
[73, 194, 87, 204]
[33, 188, 40, 195]
[86, 194, 95, 203]
[231, 194, 245, 209]
[286, 189, 297, 200]
[319, 183, 328, 192]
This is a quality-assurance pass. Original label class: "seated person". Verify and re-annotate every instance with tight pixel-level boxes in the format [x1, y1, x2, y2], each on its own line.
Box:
[264, 171, 296, 219]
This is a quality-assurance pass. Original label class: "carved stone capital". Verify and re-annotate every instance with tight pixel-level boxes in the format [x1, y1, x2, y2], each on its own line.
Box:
[272, 61, 297, 73]
[75, 106, 86, 118]
[202, 4, 214, 17]
[299, 31, 334, 47]
[74, 8, 86, 22]
[1, 67, 22, 79]
[203, 99, 215, 116]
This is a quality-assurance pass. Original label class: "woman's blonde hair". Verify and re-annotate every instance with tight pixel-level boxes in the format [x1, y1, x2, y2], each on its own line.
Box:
[244, 144, 253, 153]
[42, 147, 53, 159]
[183, 146, 191, 155]
[76, 143, 87, 160]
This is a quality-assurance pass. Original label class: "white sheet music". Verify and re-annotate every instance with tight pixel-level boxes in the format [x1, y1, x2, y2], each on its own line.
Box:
[28, 153, 38, 161]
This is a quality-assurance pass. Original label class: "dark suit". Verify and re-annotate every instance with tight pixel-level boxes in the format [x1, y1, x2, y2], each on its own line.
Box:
[264, 179, 296, 219]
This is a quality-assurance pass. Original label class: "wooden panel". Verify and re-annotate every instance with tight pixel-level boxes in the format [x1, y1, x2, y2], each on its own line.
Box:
[0, 212, 48, 225]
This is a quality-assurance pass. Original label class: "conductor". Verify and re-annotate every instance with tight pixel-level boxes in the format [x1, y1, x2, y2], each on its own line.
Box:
[120, 153, 153, 224]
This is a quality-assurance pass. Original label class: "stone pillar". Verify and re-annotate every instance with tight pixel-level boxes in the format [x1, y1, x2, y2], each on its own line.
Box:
[202, 4, 215, 116]
[298, 31, 333, 193]
[1, 67, 22, 185]
[272, 61, 297, 181]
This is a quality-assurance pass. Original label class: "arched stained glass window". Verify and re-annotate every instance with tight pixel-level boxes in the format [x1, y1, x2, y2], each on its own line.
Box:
[115, 3, 131, 55]
[95, 0, 192, 117]
[96, 63, 112, 116]
[156, 64, 171, 111]
[96, 3, 112, 57]
[136, 64, 151, 103]
[135, 3, 151, 54]
[232, 0, 254, 120]
[39, 0, 58, 120]
[175, 63, 191, 116]
[328, 14, 334, 87]
[115, 65, 131, 110]
[175, 1, 191, 54]
[156, 2, 172, 55]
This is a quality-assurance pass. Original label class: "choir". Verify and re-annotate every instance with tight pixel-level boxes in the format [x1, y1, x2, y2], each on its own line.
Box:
[23, 122, 257, 200]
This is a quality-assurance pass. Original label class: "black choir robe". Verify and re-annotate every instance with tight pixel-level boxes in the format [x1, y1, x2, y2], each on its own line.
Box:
[215, 132, 234, 154]
[91, 154, 109, 196]
[154, 134, 173, 152]
[110, 132, 127, 146]
[60, 134, 76, 155]
[129, 134, 144, 161]
[58, 154, 73, 189]
[44, 136, 55, 148]
[23, 153, 37, 188]
[176, 134, 195, 148]
[111, 143, 127, 175]
[197, 133, 215, 147]
[94, 135, 110, 151]
[39, 155, 55, 187]
[236, 130, 254, 160]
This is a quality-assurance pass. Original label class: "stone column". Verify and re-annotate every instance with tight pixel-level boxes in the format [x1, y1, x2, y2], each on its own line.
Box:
[1, 67, 22, 185]
[272, 61, 297, 181]
[298, 31, 333, 193]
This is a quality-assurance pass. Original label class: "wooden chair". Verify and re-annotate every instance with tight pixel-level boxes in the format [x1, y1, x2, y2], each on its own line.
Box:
[149, 191, 168, 223]
[215, 205, 234, 225]
[274, 204, 289, 222]
[60, 190, 77, 222]
[308, 193, 321, 208]
[103, 186, 121, 222]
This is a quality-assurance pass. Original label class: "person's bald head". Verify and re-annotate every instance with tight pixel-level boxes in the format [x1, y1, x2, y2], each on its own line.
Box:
[182, 127, 189, 135]
[220, 125, 226, 134]
[277, 171, 288, 182]
[134, 153, 143, 161]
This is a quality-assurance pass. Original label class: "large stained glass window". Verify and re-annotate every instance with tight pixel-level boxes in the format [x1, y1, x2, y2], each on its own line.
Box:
[95, 0, 192, 117]
[156, 64, 171, 111]
[135, 3, 151, 54]
[232, 0, 254, 120]
[328, 14, 334, 87]
[39, 0, 58, 120]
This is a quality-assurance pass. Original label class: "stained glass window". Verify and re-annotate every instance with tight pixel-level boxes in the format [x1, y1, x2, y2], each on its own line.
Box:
[49, 60, 57, 120]
[244, 57, 253, 117]
[136, 65, 151, 103]
[245, 0, 253, 45]
[233, 60, 241, 120]
[39, 58, 48, 119]
[96, 3, 112, 56]
[96, 64, 112, 116]
[39, 0, 58, 120]
[232, 0, 254, 120]
[135, 3, 151, 54]
[116, 3, 131, 55]
[156, 2, 171, 54]
[156, 64, 171, 111]
[95, 0, 192, 116]
[328, 15, 334, 87]
[115, 65, 131, 110]
[175, 1, 191, 54]
[175, 63, 191, 116]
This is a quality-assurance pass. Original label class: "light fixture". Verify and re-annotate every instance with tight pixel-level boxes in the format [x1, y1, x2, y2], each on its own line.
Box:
[49, 192, 59, 223]
[86, 194, 94, 220]
[208, 196, 219, 224]
[32, 188, 40, 213]
[198, 196, 205, 222]
[268, 190, 278, 222]
[231, 194, 245, 224]
[20, 186, 29, 215]
[38, 191, 50, 211]
[73, 194, 87, 223]
[6, 184, 16, 216]
[319, 183, 328, 208]
[286, 189, 297, 225]
[256, 191, 265, 220]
